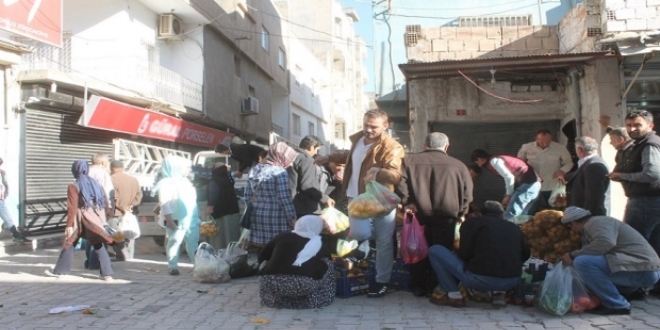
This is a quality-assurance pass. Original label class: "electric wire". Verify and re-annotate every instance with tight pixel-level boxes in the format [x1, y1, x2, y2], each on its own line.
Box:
[458, 70, 544, 103]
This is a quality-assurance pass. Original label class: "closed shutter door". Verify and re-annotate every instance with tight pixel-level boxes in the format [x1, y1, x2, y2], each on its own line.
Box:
[429, 120, 561, 208]
[23, 107, 117, 234]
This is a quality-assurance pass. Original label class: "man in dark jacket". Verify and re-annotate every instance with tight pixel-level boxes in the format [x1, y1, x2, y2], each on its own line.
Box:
[608, 110, 660, 294]
[288, 135, 334, 217]
[215, 142, 265, 178]
[428, 201, 530, 308]
[564, 136, 609, 215]
[398, 132, 473, 297]
[205, 163, 241, 248]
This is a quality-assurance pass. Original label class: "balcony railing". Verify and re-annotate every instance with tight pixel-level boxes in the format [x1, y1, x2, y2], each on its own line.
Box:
[18, 36, 202, 111]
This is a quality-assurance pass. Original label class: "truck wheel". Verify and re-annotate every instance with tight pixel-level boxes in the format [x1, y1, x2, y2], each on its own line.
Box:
[153, 236, 165, 247]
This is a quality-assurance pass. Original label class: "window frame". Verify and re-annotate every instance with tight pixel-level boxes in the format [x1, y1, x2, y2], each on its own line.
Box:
[261, 26, 269, 51]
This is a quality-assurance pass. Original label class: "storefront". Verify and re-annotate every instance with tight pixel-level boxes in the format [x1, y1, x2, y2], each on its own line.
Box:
[20, 91, 234, 235]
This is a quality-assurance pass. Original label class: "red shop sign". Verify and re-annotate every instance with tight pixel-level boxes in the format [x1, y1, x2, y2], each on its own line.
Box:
[79, 96, 233, 148]
[0, 0, 63, 47]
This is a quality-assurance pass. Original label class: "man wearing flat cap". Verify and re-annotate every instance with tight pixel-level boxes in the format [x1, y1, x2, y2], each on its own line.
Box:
[561, 206, 660, 315]
[110, 160, 143, 261]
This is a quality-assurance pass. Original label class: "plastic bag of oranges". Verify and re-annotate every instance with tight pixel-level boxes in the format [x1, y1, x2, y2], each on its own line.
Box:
[200, 217, 219, 237]
[348, 181, 401, 219]
[320, 207, 349, 234]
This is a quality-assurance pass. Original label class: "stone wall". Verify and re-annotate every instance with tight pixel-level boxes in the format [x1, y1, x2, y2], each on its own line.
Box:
[406, 25, 560, 63]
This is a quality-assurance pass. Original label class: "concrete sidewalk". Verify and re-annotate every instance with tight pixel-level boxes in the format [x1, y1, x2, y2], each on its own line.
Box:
[0, 238, 659, 330]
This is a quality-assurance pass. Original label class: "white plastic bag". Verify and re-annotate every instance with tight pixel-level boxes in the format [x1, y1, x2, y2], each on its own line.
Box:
[119, 212, 141, 240]
[320, 207, 349, 234]
[219, 242, 248, 263]
[193, 242, 230, 283]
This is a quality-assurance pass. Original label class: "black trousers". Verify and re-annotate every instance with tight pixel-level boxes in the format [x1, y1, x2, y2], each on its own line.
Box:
[407, 216, 456, 293]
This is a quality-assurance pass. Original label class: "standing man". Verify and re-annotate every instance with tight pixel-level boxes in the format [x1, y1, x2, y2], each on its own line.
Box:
[215, 142, 265, 179]
[563, 137, 610, 216]
[471, 149, 541, 220]
[0, 158, 28, 242]
[517, 128, 574, 211]
[288, 135, 334, 218]
[85, 153, 113, 269]
[88, 153, 113, 209]
[343, 109, 405, 298]
[398, 132, 473, 297]
[317, 149, 350, 215]
[608, 110, 660, 267]
[110, 160, 143, 261]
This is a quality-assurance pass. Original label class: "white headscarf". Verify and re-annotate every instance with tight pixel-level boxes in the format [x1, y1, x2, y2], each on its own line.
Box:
[292, 215, 324, 266]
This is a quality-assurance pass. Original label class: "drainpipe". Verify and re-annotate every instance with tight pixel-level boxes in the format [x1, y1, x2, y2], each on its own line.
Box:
[569, 70, 582, 137]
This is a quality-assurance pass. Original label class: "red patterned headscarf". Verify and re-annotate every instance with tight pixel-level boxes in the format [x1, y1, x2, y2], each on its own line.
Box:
[266, 142, 298, 168]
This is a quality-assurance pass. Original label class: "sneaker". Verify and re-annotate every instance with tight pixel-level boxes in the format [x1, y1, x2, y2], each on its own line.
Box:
[623, 288, 647, 301]
[586, 305, 631, 315]
[44, 269, 61, 278]
[169, 269, 180, 276]
[367, 282, 388, 298]
[429, 294, 466, 308]
[492, 292, 507, 307]
[13, 237, 30, 243]
[101, 275, 113, 281]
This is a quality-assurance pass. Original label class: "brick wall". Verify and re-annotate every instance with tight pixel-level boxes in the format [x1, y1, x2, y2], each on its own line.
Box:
[559, 3, 598, 53]
[602, 0, 660, 32]
[406, 25, 560, 63]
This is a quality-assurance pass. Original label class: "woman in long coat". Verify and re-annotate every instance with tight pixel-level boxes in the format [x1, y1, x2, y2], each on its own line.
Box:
[245, 142, 298, 246]
[46, 160, 115, 280]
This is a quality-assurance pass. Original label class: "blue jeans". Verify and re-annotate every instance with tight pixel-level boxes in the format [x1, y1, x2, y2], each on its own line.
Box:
[84, 240, 100, 269]
[428, 245, 520, 293]
[348, 203, 397, 284]
[165, 226, 200, 269]
[624, 197, 660, 258]
[0, 199, 17, 230]
[573, 255, 660, 309]
[504, 182, 542, 220]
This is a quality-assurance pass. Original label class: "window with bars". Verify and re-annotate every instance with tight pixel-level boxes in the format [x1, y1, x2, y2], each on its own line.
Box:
[458, 15, 532, 27]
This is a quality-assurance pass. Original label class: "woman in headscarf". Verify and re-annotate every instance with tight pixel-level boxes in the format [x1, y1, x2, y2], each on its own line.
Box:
[204, 162, 240, 248]
[244, 142, 298, 247]
[258, 215, 335, 309]
[45, 160, 115, 280]
[152, 156, 200, 276]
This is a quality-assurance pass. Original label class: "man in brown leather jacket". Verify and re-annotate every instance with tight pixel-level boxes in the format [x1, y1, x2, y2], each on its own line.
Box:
[342, 109, 405, 298]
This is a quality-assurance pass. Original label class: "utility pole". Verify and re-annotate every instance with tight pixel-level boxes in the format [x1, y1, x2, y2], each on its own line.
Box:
[537, 0, 543, 25]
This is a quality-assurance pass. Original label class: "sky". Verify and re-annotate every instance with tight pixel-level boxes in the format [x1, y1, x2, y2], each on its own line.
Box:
[338, 0, 375, 93]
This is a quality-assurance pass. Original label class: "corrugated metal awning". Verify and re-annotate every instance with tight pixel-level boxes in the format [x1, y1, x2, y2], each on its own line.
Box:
[398, 52, 614, 80]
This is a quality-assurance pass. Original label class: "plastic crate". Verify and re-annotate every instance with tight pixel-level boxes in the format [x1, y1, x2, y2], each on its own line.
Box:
[514, 281, 540, 305]
[390, 258, 411, 291]
[334, 260, 375, 298]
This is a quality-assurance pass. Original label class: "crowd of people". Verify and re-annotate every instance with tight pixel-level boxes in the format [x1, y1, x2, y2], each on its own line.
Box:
[31, 108, 660, 314]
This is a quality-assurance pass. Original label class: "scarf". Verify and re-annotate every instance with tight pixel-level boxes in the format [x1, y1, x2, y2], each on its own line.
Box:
[71, 160, 106, 210]
[151, 156, 192, 197]
[292, 215, 324, 266]
[265, 142, 297, 168]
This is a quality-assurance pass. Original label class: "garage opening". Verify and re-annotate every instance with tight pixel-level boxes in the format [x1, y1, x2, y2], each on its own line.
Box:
[429, 120, 562, 208]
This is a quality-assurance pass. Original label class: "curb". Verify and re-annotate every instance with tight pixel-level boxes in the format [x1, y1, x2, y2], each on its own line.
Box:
[0, 233, 64, 258]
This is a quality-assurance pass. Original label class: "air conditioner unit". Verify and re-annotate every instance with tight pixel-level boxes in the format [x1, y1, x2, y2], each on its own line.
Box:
[240, 96, 260, 115]
[159, 14, 183, 37]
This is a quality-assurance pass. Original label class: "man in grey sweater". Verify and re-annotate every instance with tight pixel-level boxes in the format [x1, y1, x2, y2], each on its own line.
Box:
[561, 206, 660, 315]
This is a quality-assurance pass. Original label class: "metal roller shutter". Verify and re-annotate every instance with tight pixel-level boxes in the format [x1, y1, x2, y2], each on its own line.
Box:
[23, 107, 117, 235]
[429, 120, 561, 208]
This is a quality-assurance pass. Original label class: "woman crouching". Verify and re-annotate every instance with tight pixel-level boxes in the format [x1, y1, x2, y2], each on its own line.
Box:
[258, 215, 335, 309]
